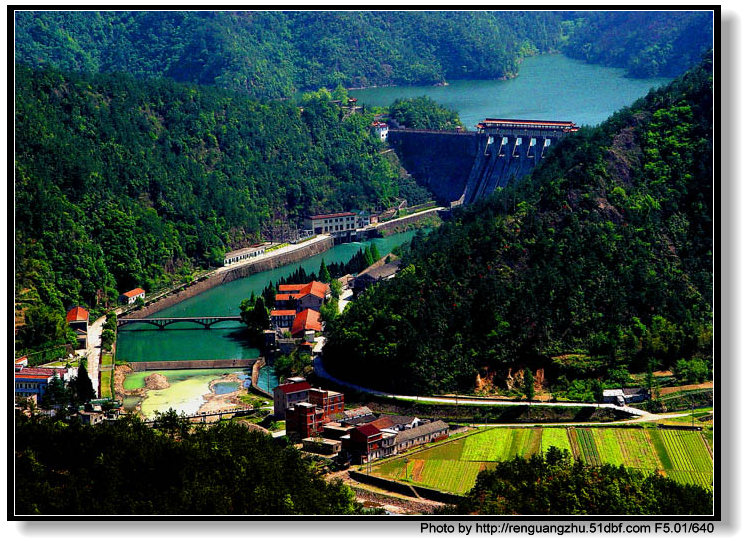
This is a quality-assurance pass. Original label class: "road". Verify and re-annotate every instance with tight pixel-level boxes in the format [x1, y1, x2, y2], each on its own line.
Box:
[312, 356, 687, 422]
[84, 315, 106, 397]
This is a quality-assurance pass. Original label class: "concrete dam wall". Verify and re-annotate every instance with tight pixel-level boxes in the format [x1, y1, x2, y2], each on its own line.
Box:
[388, 129, 478, 204]
[389, 124, 573, 205]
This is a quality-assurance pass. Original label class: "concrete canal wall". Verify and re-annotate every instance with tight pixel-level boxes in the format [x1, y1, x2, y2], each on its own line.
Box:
[129, 358, 257, 372]
[127, 236, 334, 319]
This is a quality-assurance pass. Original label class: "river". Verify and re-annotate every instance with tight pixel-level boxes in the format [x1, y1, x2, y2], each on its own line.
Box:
[117, 231, 419, 415]
[350, 54, 672, 128]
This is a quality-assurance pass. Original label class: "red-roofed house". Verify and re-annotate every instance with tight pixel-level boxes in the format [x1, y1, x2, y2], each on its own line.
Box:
[120, 288, 146, 305]
[273, 380, 312, 418]
[291, 309, 322, 338]
[276, 282, 330, 312]
[341, 422, 396, 463]
[66, 306, 89, 349]
[371, 121, 388, 142]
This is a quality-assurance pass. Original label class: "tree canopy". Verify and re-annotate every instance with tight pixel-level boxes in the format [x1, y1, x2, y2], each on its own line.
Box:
[15, 413, 363, 515]
[324, 57, 713, 394]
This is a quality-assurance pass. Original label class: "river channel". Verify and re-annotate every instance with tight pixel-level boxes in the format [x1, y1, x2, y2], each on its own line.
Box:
[117, 231, 419, 416]
[118, 55, 672, 418]
[350, 54, 672, 128]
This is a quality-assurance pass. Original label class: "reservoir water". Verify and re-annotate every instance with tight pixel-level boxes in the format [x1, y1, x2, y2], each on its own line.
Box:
[350, 54, 672, 128]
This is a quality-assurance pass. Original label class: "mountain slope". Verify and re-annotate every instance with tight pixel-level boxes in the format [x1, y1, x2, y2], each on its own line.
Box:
[324, 57, 714, 394]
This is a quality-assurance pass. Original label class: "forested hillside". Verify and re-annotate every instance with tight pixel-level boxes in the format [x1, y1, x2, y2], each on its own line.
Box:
[14, 66, 404, 352]
[560, 11, 713, 77]
[324, 57, 713, 394]
[14, 11, 561, 99]
[15, 413, 363, 515]
[15, 11, 712, 99]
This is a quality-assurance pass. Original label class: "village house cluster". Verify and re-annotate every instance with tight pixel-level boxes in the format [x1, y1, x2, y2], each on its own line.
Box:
[269, 280, 329, 343]
[273, 377, 450, 464]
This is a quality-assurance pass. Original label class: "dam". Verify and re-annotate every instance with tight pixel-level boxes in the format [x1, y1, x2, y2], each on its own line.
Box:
[388, 118, 579, 206]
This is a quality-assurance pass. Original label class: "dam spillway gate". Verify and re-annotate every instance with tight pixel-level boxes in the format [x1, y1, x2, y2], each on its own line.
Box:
[388, 118, 578, 206]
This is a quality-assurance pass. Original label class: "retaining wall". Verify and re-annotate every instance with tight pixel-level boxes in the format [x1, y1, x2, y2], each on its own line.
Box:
[374, 209, 441, 236]
[127, 236, 334, 319]
[348, 470, 464, 505]
[129, 358, 256, 371]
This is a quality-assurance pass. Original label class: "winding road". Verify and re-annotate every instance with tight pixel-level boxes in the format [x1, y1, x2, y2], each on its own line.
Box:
[312, 355, 695, 425]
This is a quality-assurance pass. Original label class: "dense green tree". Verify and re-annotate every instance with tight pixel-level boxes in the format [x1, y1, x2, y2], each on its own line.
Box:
[324, 57, 713, 394]
[15, 65, 404, 353]
[73, 362, 95, 404]
[389, 96, 463, 130]
[15, 413, 364, 514]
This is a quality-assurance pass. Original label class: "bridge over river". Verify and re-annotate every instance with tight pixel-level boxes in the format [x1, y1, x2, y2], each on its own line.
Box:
[118, 316, 243, 330]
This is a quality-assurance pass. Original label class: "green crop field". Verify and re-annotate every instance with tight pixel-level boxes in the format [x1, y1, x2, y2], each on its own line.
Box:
[368, 427, 713, 494]
[541, 428, 574, 456]
[591, 429, 625, 466]
[461, 428, 513, 461]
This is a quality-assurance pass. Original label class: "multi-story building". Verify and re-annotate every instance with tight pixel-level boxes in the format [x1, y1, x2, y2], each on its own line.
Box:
[274, 281, 329, 312]
[269, 309, 296, 330]
[273, 380, 312, 418]
[304, 212, 357, 238]
[285, 402, 326, 439]
[308, 388, 344, 419]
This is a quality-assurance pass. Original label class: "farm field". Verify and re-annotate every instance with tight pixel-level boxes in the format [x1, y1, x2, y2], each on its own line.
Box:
[369, 427, 713, 495]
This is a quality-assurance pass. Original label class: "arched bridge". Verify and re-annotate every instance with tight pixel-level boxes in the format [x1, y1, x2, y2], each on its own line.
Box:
[117, 316, 243, 330]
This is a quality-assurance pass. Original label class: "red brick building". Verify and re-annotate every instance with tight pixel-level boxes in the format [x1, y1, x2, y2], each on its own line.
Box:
[273, 380, 312, 419]
[285, 402, 326, 439]
[308, 388, 344, 419]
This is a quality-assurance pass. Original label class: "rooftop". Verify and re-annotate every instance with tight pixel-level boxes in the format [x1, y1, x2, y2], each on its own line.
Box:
[66, 306, 89, 323]
[354, 423, 381, 438]
[292, 309, 322, 337]
[224, 244, 266, 258]
[270, 309, 297, 317]
[308, 212, 356, 220]
[122, 288, 145, 298]
[275, 381, 312, 394]
[393, 420, 449, 444]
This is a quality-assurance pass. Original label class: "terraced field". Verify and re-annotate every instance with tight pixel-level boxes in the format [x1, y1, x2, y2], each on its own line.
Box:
[368, 426, 713, 495]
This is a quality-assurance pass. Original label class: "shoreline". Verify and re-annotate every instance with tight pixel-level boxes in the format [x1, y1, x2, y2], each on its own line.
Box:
[116, 366, 253, 419]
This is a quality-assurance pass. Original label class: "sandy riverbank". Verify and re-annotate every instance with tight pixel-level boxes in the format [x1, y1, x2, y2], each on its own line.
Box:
[115, 366, 251, 419]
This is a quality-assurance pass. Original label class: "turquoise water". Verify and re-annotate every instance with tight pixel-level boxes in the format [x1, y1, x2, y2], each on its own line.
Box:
[350, 54, 672, 128]
[116, 230, 419, 363]
[256, 364, 280, 394]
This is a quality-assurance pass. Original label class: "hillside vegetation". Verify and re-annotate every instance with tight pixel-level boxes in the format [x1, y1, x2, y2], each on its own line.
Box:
[324, 58, 713, 394]
[15, 11, 712, 99]
[14, 11, 561, 99]
[15, 413, 363, 515]
[14, 66, 408, 352]
[560, 11, 713, 78]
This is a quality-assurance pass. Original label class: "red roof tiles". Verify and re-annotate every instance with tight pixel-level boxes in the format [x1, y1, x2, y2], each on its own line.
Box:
[66, 306, 89, 323]
[292, 309, 322, 337]
[122, 288, 146, 298]
[277, 382, 312, 394]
